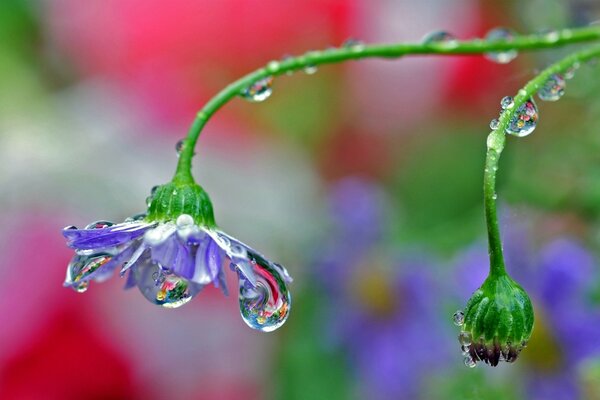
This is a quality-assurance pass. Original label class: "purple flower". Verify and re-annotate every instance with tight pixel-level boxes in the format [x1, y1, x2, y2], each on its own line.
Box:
[63, 213, 292, 332]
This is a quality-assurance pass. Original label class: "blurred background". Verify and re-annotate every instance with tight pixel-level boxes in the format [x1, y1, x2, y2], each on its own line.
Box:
[1, 0, 600, 399]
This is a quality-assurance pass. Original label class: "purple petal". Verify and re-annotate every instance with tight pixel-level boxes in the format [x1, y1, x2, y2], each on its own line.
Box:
[63, 221, 154, 250]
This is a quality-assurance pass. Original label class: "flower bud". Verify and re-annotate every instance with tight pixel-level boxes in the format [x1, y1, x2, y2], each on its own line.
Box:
[146, 182, 215, 227]
[456, 274, 534, 367]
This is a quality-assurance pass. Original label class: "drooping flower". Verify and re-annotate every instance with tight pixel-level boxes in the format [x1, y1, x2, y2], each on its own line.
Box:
[62, 181, 292, 332]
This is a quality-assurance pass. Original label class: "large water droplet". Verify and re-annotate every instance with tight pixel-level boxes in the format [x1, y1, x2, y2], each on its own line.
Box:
[422, 31, 458, 47]
[241, 76, 273, 102]
[538, 74, 565, 101]
[135, 264, 200, 308]
[484, 27, 518, 64]
[238, 253, 291, 332]
[85, 221, 114, 230]
[505, 98, 538, 137]
[452, 310, 465, 326]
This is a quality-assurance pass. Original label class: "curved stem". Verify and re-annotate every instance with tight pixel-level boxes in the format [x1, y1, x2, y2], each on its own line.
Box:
[484, 44, 600, 278]
[173, 26, 600, 181]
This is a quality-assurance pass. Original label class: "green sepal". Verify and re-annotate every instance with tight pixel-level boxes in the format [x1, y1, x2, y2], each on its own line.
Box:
[146, 182, 216, 227]
[463, 274, 534, 346]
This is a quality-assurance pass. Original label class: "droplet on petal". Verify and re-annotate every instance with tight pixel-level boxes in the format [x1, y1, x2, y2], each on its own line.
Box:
[84, 221, 115, 229]
[484, 27, 518, 64]
[241, 76, 274, 102]
[452, 310, 465, 326]
[422, 31, 458, 47]
[506, 98, 538, 137]
[538, 73, 565, 101]
[237, 253, 291, 332]
[135, 264, 200, 308]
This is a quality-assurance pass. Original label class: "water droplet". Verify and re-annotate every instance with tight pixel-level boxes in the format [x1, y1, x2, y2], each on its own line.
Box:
[464, 355, 477, 368]
[342, 38, 365, 51]
[64, 225, 77, 230]
[176, 139, 185, 155]
[500, 96, 514, 109]
[135, 264, 200, 308]
[564, 62, 580, 79]
[266, 60, 280, 73]
[484, 27, 518, 64]
[489, 119, 499, 130]
[241, 76, 274, 102]
[541, 29, 559, 43]
[125, 213, 147, 223]
[151, 185, 159, 196]
[505, 98, 538, 137]
[67, 254, 112, 291]
[176, 214, 194, 229]
[452, 310, 465, 326]
[538, 74, 565, 101]
[280, 55, 294, 76]
[84, 221, 114, 230]
[145, 196, 153, 207]
[238, 253, 291, 332]
[422, 31, 458, 47]
[458, 331, 472, 346]
[304, 64, 318, 75]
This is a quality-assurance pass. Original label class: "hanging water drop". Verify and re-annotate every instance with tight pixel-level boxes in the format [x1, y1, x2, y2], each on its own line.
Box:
[135, 264, 201, 308]
[506, 98, 538, 137]
[458, 331, 472, 346]
[237, 252, 291, 332]
[422, 31, 458, 47]
[464, 355, 477, 368]
[484, 27, 518, 64]
[500, 96, 514, 109]
[304, 64, 318, 75]
[74, 281, 89, 293]
[538, 74, 565, 101]
[241, 76, 274, 102]
[489, 119, 499, 130]
[452, 310, 465, 326]
[66, 253, 112, 291]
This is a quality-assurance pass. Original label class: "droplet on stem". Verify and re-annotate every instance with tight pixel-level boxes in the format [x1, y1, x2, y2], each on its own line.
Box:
[537, 74, 565, 101]
[484, 27, 518, 64]
[500, 96, 514, 109]
[241, 76, 274, 102]
[422, 31, 458, 47]
[506, 98, 538, 137]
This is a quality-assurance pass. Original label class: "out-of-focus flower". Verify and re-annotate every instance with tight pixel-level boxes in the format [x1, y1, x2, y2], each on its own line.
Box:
[313, 178, 451, 399]
[62, 181, 292, 332]
[455, 221, 600, 399]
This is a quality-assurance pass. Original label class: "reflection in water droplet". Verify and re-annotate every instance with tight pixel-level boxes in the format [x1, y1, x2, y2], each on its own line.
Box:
[500, 96, 514, 109]
[241, 76, 274, 102]
[422, 31, 458, 47]
[506, 98, 538, 137]
[452, 310, 465, 326]
[85, 221, 115, 230]
[489, 119, 499, 130]
[136, 264, 200, 308]
[238, 253, 291, 332]
[484, 27, 518, 64]
[538, 74, 565, 101]
[67, 254, 112, 292]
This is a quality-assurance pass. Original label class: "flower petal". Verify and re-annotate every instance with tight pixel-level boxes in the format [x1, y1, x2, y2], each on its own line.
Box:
[63, 221, 154, 250]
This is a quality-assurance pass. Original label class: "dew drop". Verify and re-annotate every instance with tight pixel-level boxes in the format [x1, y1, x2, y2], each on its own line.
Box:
[135, 264, 200, 308]
[422, 31, 458, 47]
[538, 74, 565, 101]
[84, 220, 114, 230]
[67, 254, 112, 291]
[484, 27, 518, 64]
[145, 196, 153, 207]
[541, 29, 559, 43]
[125, 213, 147, 223]
[500, 96, 514, 109]
[489, 119, 499, 130]
[266, 60, 280, 73]
[241, 76, 274, 102]
[464, 355, 477, 368]
[175, 139, 185, 155]
[505, 98, 538, 137]
[150, 185, 159, 196]
[342, 38, 365, 51]
[74, 281, 89, 293]
[304, 64, 318, 75]
[238, 253, 291, 332]
[564, 62, 580, 80]
[452, 310, 465, 326]
[458, 331, 472, 346]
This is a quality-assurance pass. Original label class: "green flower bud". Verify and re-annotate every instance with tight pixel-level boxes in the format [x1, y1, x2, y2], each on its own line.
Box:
[146, 182, 216, 227]
[454, 274, 534, 367]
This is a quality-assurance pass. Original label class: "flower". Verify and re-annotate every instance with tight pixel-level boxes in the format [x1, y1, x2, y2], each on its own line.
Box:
[62, 181, 292, 332]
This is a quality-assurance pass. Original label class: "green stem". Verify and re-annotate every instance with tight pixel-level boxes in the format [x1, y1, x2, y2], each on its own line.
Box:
[173, 26, 600, 182]
[484, 44, 600, 278]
